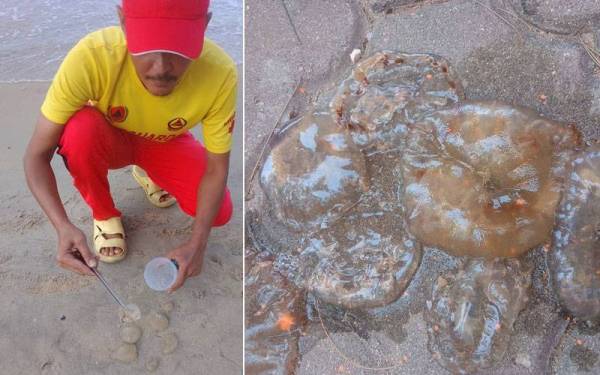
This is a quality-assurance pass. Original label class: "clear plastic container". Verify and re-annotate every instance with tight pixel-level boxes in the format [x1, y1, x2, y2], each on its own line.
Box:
[144, 257, 178, 291]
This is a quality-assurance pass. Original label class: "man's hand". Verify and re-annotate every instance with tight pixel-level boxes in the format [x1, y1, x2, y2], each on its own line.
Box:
[166, 151, 230, 292]
[57, 223, 98, 276]
[166, 241, 206, 292]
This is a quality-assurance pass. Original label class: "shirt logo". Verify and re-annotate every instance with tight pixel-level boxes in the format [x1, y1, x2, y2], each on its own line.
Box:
[226, 114, 235, 134]
[107, 105, 128, 123]
[168, 117, 187, 131]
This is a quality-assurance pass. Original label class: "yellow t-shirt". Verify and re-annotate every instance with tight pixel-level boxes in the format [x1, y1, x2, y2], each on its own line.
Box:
[41, 26, 237, 153]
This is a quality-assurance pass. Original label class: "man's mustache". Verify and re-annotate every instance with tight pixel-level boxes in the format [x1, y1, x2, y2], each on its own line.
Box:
[146, 74, 177, 83]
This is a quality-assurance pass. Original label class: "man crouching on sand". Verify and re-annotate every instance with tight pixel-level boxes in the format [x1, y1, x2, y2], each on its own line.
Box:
[23, 0, 236, 291]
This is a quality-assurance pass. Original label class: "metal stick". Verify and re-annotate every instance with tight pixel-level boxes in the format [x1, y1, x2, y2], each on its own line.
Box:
[91, 267, 127, 309]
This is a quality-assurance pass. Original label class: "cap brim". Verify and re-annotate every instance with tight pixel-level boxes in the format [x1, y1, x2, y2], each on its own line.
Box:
[125, 16, 206, 60]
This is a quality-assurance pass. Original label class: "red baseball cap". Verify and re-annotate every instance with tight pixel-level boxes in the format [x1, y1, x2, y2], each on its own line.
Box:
[123, 0, 209, 60]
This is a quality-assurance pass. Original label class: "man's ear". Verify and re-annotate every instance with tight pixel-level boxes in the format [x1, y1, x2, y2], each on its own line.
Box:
[206, 11, 212, 28]
[116, 5, 125, 32]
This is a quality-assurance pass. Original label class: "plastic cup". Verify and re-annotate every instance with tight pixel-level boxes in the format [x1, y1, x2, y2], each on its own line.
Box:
[144, 257, 178, 291]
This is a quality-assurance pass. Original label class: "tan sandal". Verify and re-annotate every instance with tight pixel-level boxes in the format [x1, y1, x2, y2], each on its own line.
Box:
[93, 217, 127, 263]
[132, 166, 176, 208]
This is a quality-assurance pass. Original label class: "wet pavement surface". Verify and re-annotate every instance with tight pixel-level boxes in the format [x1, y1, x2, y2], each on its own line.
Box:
[245, 1, 600, 374]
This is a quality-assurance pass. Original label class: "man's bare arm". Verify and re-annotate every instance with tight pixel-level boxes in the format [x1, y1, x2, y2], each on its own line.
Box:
[167, 150, 229, 291]
[24, 115, 69, 229]
[190, 151, 229, 247]
[23, 114, 97, 275]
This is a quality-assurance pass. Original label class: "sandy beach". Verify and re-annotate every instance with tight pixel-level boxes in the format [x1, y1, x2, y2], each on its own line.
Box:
[0, 65, 243, 374]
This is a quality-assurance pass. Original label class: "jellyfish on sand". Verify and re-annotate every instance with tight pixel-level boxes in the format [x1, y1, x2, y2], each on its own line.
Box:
[305, 208, 421, 309]
[550, 145, 600, 320]
[260, 111, 368, 231]
[402, 102, 581, 257]
[245, 253, 305, 374]
[426, 258, 530, 374]
[331, 51, 464, 151]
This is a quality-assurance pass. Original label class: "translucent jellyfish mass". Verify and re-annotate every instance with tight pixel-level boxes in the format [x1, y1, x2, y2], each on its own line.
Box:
[305, 208, 421, 309]
[331, 51, 464, 151]
[251, 50, 592, 375]
[260, 111, 369, 231]
[425, 258, 531, 374]
[402, 102, 581, 257]
[245, 253, 305, 375]
[550, 145, 600, 320]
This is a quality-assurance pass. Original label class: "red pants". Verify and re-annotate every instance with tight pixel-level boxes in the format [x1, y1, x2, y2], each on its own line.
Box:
[57, 107, 232, 226]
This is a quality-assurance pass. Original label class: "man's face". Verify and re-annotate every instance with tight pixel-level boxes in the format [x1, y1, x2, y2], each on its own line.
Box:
[130, 52, 191, 96]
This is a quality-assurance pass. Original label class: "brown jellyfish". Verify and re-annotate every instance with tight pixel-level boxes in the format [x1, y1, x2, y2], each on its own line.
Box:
[245, 252, 305, 375]
[425, 258, 531, 374]
[330, 51, 464, 151]
[260, 110, 369, 231]
[304, 206, 422, 309]
[402, 102, 581, 258]
[549, 145, 600, 320]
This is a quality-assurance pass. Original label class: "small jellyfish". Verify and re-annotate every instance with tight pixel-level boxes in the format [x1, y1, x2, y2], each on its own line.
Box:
[425, 258, 531, 374]
[305, 208, 421, 309]
[245, 252, 305, 375]
[111, 343, 138, 364]
[549, 146, 600, 320]
[260, 111, 369, 231]
[145, 357, 160, 372]
[119, 303, 141, 323]
[330, 51, 464, 151]
[160, 332, 178, 355]
[402, 102, 581, 257]
[120, 324, 142, 344]
[144, 311, 169, 333]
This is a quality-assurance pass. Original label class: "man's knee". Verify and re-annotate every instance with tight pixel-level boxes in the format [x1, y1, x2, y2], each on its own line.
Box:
[57, 107, 111, 171]
[180, 188, 233, 227]
[60, 107, 108, 150]
[212, 189, 233, 227]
